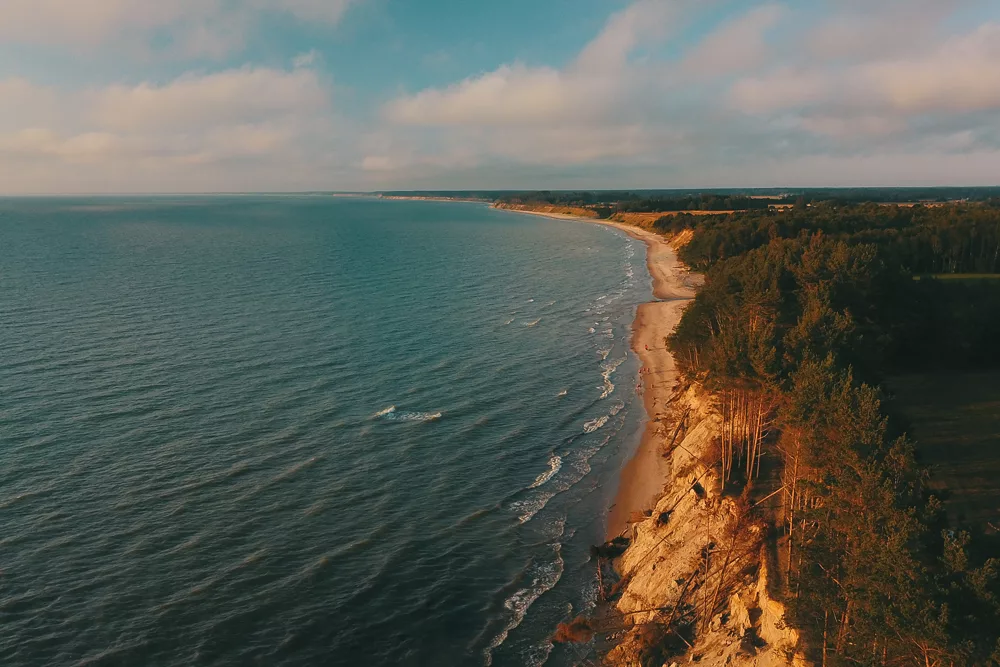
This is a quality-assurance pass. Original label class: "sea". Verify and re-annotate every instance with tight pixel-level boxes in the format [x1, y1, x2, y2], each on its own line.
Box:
[0, 196, 652, 667]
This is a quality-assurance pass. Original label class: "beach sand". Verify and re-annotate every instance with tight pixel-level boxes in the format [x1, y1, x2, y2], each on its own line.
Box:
[496, 208, 699, 538]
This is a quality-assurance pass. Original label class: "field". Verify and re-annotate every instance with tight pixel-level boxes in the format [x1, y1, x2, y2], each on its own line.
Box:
[930, 273, 1000, 280]
[889, 371, 1000, 533]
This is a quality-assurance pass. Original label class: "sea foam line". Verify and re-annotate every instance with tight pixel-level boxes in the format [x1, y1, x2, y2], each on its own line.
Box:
[483, 545, 564, 666]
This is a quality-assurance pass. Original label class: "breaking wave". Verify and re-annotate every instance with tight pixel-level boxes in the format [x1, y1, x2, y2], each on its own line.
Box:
[372, 406, 442, 422]
[529, 455, 562, 489]
[583, 415, 609, 433]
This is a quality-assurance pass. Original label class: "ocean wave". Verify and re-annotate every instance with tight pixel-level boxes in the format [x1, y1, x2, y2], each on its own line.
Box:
[529, 455, 562, 489]
[598, 348, 611, 360]
[583, 415, 609, 433]
[372, 405, 442, 422]
[503, 318, 515, 325]
[587, 327, 595, 334]
[522, 319, 541, 327]
[599, 357, 626, 399]
[556, 389, 567, 397]
[610, 400, 625, 416]
[483, 545, 564, 666]
[599, 378, 614, 400]
[509, 493, 555, 525]
[572, 434, 613, 476]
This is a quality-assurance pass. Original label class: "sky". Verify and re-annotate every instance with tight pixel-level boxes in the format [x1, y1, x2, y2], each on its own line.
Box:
[2, 0, 1000, 193]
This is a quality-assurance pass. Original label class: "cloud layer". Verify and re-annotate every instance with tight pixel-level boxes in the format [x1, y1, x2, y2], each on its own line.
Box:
[364, 0, 1000, 187]
[3, 0, 1000, 191]
[0, 0, 354, 58]
[0, 61, 347, 192]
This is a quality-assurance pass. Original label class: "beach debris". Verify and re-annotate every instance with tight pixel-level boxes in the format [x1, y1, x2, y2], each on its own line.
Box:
[590, 536, 630, 560]
[553, 616, 595, 644]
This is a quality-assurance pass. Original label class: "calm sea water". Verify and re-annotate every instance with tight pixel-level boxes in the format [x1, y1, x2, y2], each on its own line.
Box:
[0, 197, 651, 667]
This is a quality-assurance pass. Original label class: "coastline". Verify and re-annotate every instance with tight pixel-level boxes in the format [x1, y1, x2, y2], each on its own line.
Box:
[491, 206, 699, 538]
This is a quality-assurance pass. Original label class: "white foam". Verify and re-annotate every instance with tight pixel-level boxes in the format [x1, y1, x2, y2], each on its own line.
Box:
[598, 348, 611, 360]
[503, 318, 515, 325]
[556, 389, 567, 397]
[527, 298, 534, 302]
[599, 378, 615, 400]
[599, 357, 626, 399]
[510, 493, 554, 524]
[529, 455, 562, 489]
[583, 415, 609, 433]
[522, 319, 541, 327]
[373, 406, 442, 422]
[610, 400, 625, 416]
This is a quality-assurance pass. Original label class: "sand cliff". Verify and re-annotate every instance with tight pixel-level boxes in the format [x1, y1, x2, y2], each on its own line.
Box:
[606, 386, 806, 666]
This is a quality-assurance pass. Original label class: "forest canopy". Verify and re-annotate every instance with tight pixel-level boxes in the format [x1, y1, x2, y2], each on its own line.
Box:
[664, 203, 1000, 665]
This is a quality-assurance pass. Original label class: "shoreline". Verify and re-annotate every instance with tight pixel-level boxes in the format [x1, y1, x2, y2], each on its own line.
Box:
[491, 206, 699, 538]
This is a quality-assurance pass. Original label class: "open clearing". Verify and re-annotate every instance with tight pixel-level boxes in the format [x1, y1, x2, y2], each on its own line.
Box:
[889, 371, 1000, 532]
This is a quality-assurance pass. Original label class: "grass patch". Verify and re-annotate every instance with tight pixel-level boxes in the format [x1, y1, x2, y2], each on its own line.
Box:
[916, 273, 1000, 281]
[888, 371, 1000, 531]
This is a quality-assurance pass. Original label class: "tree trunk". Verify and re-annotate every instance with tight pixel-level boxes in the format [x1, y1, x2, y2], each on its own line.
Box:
[822, 609, 829, 667]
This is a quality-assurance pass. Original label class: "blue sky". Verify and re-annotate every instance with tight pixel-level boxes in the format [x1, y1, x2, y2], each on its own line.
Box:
[2, 0, 1000, 193]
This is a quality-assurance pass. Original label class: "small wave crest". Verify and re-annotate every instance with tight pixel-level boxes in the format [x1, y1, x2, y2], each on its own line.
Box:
[510, 493, 555, 525]
[372, 405, 442, 422]
[529, 455, 562, 489]
[522, 319, 541, 327]
[556, 389, 567, 398]
[583, 415, 609, 433]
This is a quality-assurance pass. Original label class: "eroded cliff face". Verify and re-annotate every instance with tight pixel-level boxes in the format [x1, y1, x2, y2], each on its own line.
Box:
[606, 388, 806, 667]
[491, 202, 600, 218]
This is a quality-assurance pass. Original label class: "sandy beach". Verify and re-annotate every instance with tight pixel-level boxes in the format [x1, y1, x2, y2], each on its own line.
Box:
[495, 207, 699, 538]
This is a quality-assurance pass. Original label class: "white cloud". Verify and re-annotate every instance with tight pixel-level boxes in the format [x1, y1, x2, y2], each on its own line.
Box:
[0, 0, 356, 57]
[731, 22, 1000, 116]
[0, 61, 351, 192]
[574, 0, 684, 72]
[385, 65, 596, 127]
[375, 0, 687, 170]
[681, 4, 784, 76]
[92, 67, 329, 131]
[5, 0, 1000, 191]
[361, 0, 1000, 188]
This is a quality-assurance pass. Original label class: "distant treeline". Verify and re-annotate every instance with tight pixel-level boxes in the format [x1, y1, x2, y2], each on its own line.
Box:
[491, 187, 1000, 209]
[662, 207, 1000, 663]
[657, 202, 1000, 275]
[496, 191, 787, 215]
